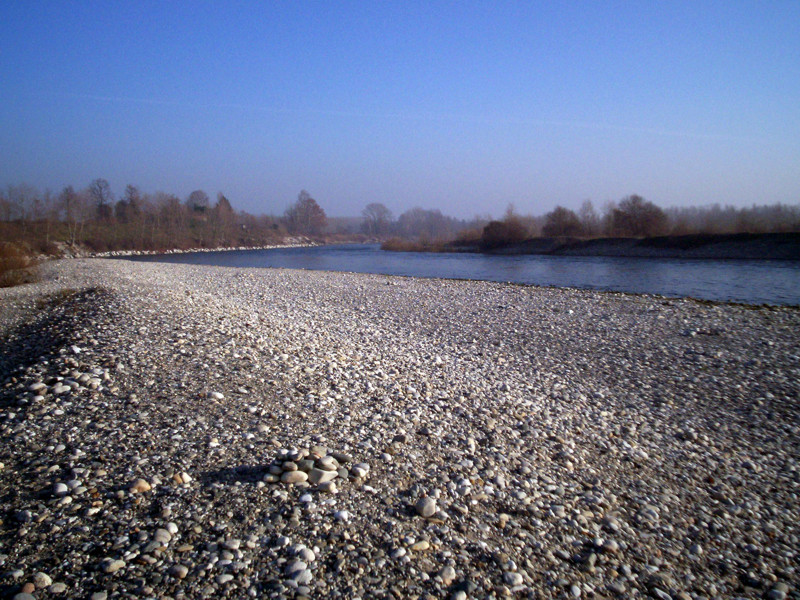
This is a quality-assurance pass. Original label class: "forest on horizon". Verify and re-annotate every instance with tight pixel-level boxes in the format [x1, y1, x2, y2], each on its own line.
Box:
[1, 178, 799, 257]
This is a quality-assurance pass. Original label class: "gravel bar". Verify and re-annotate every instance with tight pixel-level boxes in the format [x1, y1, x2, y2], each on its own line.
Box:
[1, 258, 799, 600]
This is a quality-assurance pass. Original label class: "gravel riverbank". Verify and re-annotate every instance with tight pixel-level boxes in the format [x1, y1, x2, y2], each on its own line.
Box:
[1, 259, 799, 600]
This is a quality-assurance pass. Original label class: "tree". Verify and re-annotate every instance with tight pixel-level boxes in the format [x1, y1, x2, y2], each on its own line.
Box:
[396, 207, 451, 239]
[157, 193, 186, 246]
[578, 200, 600, 237]
[609, 194, 668, 237]
[542, 206, 583, 237]
[186, 189, 210, 213]
[480, 219, 529, 250]
[123, 185, 143, 219]
[361, 202, 393, 235]
[59, 185, 90, 246]
[284, 190, 327, 235]
[89, 178, 114, 220]
[212, 192, 236, 243]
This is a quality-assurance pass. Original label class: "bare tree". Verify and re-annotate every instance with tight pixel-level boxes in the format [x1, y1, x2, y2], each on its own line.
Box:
[578, 200, 600, 237]
[156, 193, 186, 247]
[608, 195, 668, 237]
[480, 219, 529, 249]
[186, 189, 210, 213]
[89, 178, 114, 220]
[59, 186, 91, 247]
[4, 183, 40, 222]
[212, 192, 236, 243]
[361, 202, 393, 235]
[284, 190, 327, 235]
[542, 206, 583, 237]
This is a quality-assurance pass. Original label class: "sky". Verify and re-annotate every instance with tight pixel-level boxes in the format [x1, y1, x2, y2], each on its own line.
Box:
[1, 1, 799, 218]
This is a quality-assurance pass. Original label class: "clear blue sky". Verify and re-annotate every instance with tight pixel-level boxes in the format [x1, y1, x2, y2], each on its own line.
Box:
[2, 1, 798, 218]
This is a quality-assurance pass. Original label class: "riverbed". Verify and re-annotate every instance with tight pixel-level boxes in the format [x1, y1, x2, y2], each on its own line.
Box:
[1, 258, 798, 598]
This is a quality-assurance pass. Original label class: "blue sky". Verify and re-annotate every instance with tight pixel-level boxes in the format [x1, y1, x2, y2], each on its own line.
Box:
[1, 1, 798, 218]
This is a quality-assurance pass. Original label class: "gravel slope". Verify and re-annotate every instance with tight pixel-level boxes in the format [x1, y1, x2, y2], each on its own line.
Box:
[1, 258, 799, 600]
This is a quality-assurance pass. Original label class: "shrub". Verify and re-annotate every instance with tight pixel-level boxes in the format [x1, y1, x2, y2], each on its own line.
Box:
[380, 237, 444, 252]
[542, 206, 583, 237]
[0, 242, 39, 288]
[480, 219, 529, 250]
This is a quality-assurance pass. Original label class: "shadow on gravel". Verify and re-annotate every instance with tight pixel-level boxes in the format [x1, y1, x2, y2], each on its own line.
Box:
[0, 287, 111, 400]
[201, 464, 269, 485]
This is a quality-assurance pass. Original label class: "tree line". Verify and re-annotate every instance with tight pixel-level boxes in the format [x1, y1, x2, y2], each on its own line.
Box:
[0, 181, 334, 254]
[376, 196, 800, 250]
[2, 179, 798, 256]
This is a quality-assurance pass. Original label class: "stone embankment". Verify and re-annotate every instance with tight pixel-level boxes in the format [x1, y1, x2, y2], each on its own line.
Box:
[1, 259, 798, 599]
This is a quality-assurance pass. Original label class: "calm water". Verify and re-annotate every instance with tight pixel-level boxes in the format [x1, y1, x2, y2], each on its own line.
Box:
[127, 244, 800, 306]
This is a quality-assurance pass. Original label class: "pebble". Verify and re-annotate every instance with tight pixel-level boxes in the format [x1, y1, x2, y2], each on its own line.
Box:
[281, 470, 308, 484]
[101, 559, 126, 574]
[319, 480, 338, 494]
[410, 540, 430, 551]
[32, 572, 52, 588]
[1, 257, 798, 600]
[169, 564, 189, 579]
[439, 565, 457, 586]
[285, 560, 308, 576]
[415, 496, 437, 518]
[153, 528, 172, 544]
[308, 467, 337, 484]
[129, 478, 151, 493]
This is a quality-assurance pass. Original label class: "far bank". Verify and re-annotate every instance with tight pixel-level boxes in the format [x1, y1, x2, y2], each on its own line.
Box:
[386, 232, 800, 261]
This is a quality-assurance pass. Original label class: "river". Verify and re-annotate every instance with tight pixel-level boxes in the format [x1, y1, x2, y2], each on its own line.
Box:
[125, 243, 800, 306]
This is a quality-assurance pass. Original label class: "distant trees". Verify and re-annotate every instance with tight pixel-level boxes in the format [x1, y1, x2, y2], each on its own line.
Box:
[89, 178, 114, 220]
[607, 194, 668, 237]
[480, 219, 529, 249]
[666, 203, 800, 235]
[212, 193, 236, 243]
[2, 176, 799, 257]
[361, 202, 393, 235]
[186, 190, 211, 213]
[1, 179, 295, 253]
[59, 185, 90, 246]
[542, 206, 582, 237]
[578, 200, 600, 237]
[395, 207, 451, 240]
[284, 190, 327, 235]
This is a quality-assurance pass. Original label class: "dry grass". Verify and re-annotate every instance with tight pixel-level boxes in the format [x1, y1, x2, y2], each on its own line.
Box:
[0, 242, 39, 288]
[380, 237, 447, 252]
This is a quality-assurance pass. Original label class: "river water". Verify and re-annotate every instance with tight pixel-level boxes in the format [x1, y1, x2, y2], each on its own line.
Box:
[126, 243, 800, 306]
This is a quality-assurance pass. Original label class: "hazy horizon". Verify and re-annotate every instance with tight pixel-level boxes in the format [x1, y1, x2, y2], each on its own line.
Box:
[2, 2, 799, 219]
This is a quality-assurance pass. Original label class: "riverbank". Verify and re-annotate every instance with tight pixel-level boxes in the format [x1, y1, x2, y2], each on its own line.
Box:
[490, 232, 800, 260]
[390, 232, 800, 260]
[1, 259, 798, 598]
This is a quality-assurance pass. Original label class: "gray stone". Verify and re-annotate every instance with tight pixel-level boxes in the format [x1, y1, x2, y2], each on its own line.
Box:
[101, 559, 125, 574]
[415, 496, 436, 517]
[281, 470, 308, 484]
[503, 571, 523, 586]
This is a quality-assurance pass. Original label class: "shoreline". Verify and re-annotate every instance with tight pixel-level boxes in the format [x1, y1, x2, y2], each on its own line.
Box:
[408, 232, 800, 261]
[1, 259, 798, 598]
[88, 239, 318, 259]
